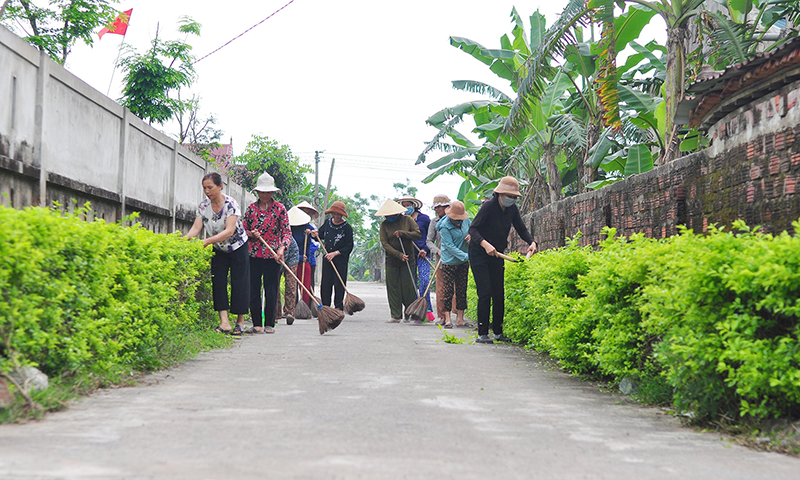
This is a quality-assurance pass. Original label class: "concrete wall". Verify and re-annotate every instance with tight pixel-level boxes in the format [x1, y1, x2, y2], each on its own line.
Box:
[0, 25, 253, 232]
[512, 78, 800, 252]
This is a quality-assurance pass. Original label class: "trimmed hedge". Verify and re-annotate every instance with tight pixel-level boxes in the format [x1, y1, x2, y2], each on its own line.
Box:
[0, 205, 220, 391]
[467, 221, 800, 422]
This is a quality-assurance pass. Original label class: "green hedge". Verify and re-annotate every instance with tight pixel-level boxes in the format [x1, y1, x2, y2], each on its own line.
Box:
[0, 205, 222, 397]
[468, 221, 800, 422]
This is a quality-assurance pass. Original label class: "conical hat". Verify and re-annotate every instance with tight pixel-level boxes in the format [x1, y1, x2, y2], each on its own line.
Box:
[374, 198, 406, 217]
[288, 206, 311, 226]
[295, 200, 319, 219]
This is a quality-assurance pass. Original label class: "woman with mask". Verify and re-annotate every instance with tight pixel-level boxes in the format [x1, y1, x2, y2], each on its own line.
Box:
[396, 195, 432, 323]
[468, 176, 537, 344]
[436, 200, 471, 329]
[426, 194, 450, 325]
[376, 199, 421, 323]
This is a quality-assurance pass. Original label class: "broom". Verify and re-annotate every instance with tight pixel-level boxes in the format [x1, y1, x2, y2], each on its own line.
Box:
[398, 238, 420, 321]
[317, 242, 365, 315]
[256, 235, 344, 334]
[293, 233, 312, 319]
[405, 257, 441, 321]
[412, 243, 436, 269]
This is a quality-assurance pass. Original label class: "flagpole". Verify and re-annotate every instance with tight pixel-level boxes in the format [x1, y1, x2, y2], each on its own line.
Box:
[106, 33, 126, 97]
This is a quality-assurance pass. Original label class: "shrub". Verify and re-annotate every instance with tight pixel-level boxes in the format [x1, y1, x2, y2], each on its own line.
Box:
[0, 204, 221, 411]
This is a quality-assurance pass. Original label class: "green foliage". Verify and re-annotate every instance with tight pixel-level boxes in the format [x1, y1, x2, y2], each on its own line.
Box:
[1, 0, 120, 64]
[118, 17, 200, 125]
[0, 204, 222, 418]
[501, 221, 800, 422]
[228, 135, 311, 200]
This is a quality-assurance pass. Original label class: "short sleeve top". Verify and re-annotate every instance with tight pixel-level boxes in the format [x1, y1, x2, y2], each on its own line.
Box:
[196, 195, 248, 252]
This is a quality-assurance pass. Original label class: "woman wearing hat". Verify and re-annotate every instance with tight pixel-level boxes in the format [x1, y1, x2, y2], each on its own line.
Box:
[243, 173, 292, 334]
[277, 234, 300, 324]
[436, 200, 471, 329]
[296, 200, 320, 294]
[468, 176, 537, 344]
[427, 194, 451, 325]
[397, 195, 433, 322]
[311, 201, 354, 311]
[185, 172, 250, 335]
[289, 206, 316, 310]
[376, 199, 421, 323]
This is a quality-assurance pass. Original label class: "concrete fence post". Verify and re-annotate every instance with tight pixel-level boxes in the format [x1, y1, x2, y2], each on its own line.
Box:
[169, 140, 178, 233]
[34, 50, 48, 207]
[117, 110, 128, 224]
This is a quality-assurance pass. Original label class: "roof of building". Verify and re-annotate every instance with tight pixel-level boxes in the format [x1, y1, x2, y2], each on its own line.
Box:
[676, 36, 800, 130]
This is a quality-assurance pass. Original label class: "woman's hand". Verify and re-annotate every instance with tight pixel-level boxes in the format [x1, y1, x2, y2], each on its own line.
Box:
[310, 230, 319, 239]
[418, 250, 427, 259]
[401, 254, 409, 262]
[325, 251, 339, 262]
[202, 238, 213, 248]
[481, 240, 497, 257]
[527, 241, 538, 256]
[465, 234, 471, 243]
[394, 230, 401, 238]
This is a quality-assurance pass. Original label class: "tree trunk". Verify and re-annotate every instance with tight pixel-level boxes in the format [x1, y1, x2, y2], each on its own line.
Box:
[0, 0, 13, 19]
[544, 146, 562, 203]
[663, 24, 687, 164]
[582, 120, 600, 192]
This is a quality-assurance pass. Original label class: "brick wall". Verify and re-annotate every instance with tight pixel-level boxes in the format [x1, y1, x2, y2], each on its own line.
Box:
[509, 79, 800, 253]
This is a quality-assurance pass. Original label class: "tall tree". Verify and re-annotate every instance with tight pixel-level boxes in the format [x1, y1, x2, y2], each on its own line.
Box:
[227, 135, 312, 202]
[117, 17, 199, 125]
[1, 0, 120, 65]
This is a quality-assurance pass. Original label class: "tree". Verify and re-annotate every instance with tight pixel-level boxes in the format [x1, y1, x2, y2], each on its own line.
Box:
[0, 0, 120, 65]
[117, 17, 200, 125]
[227, 135, 312, 202]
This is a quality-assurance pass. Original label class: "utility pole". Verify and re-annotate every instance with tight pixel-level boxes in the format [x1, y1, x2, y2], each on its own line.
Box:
[323, 158, 336, 215]
[313, 150, 321, 211]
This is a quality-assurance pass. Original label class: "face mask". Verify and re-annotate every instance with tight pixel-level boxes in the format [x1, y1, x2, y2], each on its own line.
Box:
[450, 220, 462, 228]
[405, 206, 414, 215]
[500, 195, 516, 208]
[386, 215, 399, 222]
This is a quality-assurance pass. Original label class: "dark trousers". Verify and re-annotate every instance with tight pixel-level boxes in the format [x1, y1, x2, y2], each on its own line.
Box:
[250, 256, 281, 328]
[210, 243, 250, 314]
[321, 256, 348, 310]
[469, 252, 505, 336]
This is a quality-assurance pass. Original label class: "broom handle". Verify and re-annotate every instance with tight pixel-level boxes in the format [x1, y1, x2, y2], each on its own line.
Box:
[495, 251, 519, 263]
[316, 241, 352, 294]
[300, 232, 308, 284]
[398, 237, 420, 298]
[412, 242, 436, 269]
[256, 235, 321, 307]
[421, 257, 441, 298]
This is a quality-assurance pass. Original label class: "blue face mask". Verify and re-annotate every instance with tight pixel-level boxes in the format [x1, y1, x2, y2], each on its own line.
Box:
[405, 206, 414, 215]
[386, 215, 399, 222]
[500, 195, 516, 208]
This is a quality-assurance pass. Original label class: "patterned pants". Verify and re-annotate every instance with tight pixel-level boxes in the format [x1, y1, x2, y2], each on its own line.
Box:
[282, 265, 297, 316]
[440, 262, 469, 312]
[417, 257, 432, 312]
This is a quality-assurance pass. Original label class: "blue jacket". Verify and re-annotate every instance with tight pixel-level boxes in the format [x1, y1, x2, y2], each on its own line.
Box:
[436, 216, 470, 265]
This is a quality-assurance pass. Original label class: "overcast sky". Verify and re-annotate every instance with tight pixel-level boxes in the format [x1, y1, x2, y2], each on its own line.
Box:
[57, 0, 661, 213]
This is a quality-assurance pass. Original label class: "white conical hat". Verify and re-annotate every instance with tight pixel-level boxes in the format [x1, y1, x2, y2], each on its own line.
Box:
[295, 200, 319, 218]
[254, 173, 280, 193]
[288, 206, 311, 226]
[374, 198, 406, 217]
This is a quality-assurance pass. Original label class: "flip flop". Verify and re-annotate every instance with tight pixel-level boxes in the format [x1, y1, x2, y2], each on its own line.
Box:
[231, 324, 245, 336]
[444, 323, 453, 329]
[214, 326, 232, 334]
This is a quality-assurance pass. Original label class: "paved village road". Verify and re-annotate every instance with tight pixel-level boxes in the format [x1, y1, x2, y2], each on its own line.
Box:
[0, 281, 798, 480]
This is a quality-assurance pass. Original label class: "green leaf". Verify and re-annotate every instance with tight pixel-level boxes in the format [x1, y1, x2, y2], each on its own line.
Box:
[624, 144, 653, 175]
[588, 134, 615, 168]
[618, 84, 659, 113]
[529, 11, 547, 51]
[614, 6, 657, 53]
[450, 37, 493, 65]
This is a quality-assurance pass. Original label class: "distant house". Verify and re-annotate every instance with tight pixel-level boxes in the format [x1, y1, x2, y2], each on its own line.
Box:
[183, 139, 234, 171]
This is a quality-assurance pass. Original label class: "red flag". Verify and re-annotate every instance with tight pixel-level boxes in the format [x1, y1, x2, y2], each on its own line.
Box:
[98, 9, 132, 39]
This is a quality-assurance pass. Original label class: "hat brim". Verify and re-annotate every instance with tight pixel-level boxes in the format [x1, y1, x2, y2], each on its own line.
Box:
[324, 207, 347, 217]
[254, 187, 281, 193]
[493, 186, 520, 196]
[395, 196, 422, 209]
[375, 199, 407, 217]
[288, 207, 311, 226]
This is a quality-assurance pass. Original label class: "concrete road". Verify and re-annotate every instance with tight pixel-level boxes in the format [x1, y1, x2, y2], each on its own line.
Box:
[0, 281, 797, 479]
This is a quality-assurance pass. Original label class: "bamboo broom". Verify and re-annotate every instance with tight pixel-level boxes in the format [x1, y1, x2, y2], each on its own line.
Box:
[317, 242, 365, 315]
[256, 235, 344, 334]
[405, 257, 442, 321]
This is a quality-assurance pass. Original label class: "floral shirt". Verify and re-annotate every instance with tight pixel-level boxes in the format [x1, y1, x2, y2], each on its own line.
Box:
[243, 200, 292, 259]
[318, 218, 354, 261]
[196, 195, 248, 253]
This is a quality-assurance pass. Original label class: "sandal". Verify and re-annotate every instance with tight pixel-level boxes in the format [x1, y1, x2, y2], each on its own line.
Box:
[231, 324, 245, 336]
[444, 322, 453, 329]
[214, 326, 232, 334]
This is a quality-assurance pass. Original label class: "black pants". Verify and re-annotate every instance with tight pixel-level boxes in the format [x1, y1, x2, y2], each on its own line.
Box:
[250, 256, 281, 328]
[469, 250, 505, 336]
[321, 256, 348, 310]
[210, 243, 250, 314]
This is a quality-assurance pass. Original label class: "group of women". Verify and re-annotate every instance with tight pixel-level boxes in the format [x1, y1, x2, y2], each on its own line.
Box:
[378, 176, 537, 344]
[185, 172, 353, 335]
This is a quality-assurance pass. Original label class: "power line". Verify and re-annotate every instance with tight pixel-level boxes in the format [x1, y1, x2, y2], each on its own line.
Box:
[193, 0, 297, 65]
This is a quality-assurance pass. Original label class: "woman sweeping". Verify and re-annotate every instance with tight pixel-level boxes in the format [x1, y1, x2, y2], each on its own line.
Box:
[185, 173, 250, 335]
[436, 200, 471, 329]
[289, 206, 315, 310]
[397, 195, 433, 322]
[243, 173, 292, 334]
[377, 199, 421, 323]
[277, 235, 300, 324]
[468, 176, 537, 344]
[296, 201, 320, 296]
[426, 194, 451, 325]
[311, 201, 354, 311]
